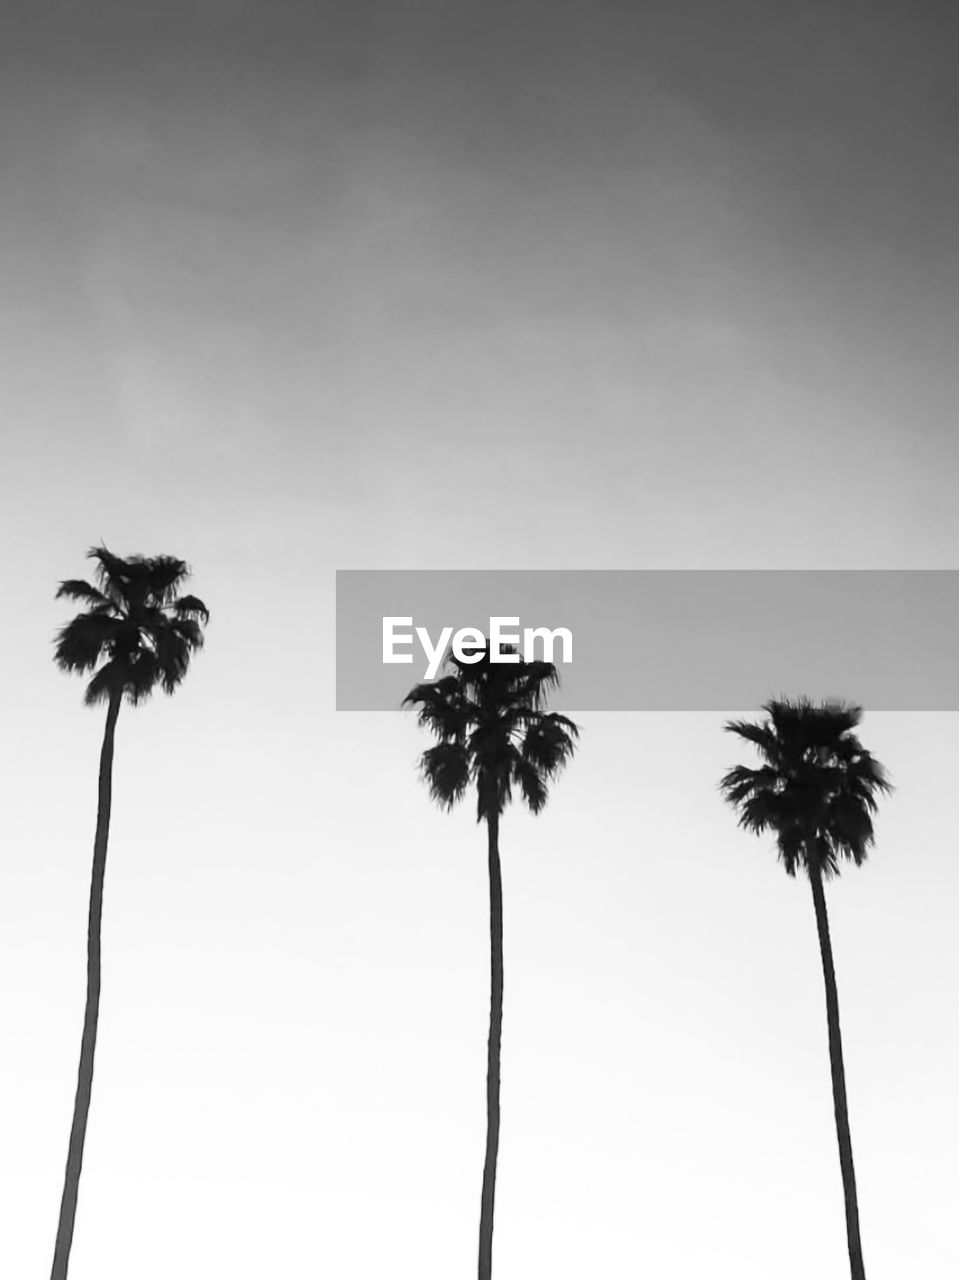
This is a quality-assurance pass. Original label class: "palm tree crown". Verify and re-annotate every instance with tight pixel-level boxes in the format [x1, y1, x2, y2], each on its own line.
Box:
[404, 644, 579, 820]
[54, 545, 209, 705]
[719, 697, 892, 877]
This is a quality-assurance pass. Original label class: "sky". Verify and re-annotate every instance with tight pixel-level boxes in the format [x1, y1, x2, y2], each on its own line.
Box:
[2, 1, 958, 1275]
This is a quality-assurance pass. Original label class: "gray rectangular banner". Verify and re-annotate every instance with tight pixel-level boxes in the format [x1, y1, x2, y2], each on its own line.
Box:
[335, 570, 959, 710]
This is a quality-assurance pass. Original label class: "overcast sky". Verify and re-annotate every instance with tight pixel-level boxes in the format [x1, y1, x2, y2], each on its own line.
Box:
[2, 2, 958, 1276]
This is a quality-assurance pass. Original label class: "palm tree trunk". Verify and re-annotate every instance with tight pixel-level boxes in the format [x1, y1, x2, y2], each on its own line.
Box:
[51, 688, 122, 1280]
[809, 861, 866, 1280]
[478, 809, 503, 1280]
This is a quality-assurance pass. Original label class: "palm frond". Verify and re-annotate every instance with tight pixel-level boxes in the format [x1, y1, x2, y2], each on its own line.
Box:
[729, 788, 785, 836]
[406, 649, 578, 819]
[169, 617, 206, 650]
[143, 555, 191, 605]
[776, 826, 806, 877]
[87, 545, 135, 608]
[54, 613, 121, 673]
[474, 763, 514, 822]
[55, 579, 111, 609]
[82, 662, 122, 707]
[123, 650, 161, 704]
[723, 718, 778, 759]
[403, 678, 468, 740]
[846, 752, 893, 801]
[718, 764, 780, 808]
[57, 547, 208, 706]
[521, 714, 578, 777]
[513, 756, 548, 814]
[172, 594, 210, 624]
[420, 743, 470, 810]
[721, 697, 890, 882]
[152, 623, 193, 695]
[516, 659, 561, 706]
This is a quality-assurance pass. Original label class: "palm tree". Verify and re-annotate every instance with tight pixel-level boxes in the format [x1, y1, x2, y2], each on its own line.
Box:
[50, 545, 209, 1280]
[404, 644, 578, 1280]
[719, 698, 891, 1280]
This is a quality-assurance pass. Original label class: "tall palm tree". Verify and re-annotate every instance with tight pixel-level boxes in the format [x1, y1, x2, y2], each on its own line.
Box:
[51, 545, 209, 1280]
[719, 697, 891, 1280]
[404, 644, 578, 1280]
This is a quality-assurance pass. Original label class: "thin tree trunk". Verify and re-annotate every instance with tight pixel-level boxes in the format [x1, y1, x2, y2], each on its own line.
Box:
[809, 861, 866, 1280]
[478, 809, 503, 1280]
[51, 688, 122, 1280]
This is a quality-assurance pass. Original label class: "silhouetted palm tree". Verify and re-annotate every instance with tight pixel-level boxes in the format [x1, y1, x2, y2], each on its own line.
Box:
[719, 698, 891, 1280]
[51, 546, 209, 1280]
[405, 645, 578, 1280]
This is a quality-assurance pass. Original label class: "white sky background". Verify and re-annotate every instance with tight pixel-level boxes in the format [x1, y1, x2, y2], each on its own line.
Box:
[2, 1, 959, 1275]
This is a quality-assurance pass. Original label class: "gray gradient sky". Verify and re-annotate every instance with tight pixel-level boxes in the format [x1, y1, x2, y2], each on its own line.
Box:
[2, 2, 958, 1276]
